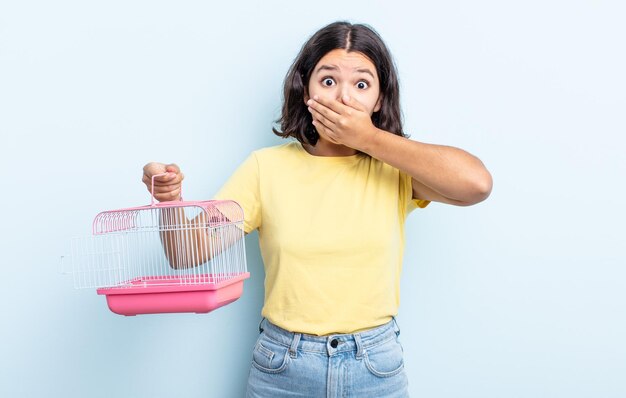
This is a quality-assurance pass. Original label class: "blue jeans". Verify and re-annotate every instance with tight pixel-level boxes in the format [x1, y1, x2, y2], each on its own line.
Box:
[246, 318, 409, 397]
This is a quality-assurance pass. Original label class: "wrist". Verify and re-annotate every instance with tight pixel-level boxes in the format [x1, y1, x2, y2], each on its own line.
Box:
[359, 126, 383, 155]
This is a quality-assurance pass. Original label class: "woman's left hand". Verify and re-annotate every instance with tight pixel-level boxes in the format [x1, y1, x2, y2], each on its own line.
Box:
[307, 95, 379, 152]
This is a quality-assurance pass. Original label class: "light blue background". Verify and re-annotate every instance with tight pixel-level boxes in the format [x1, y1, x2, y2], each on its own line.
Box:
[1, 1, 624, 397]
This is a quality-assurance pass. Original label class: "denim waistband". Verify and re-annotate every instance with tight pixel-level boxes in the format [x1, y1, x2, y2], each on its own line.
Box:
[258, 318, 401, 358]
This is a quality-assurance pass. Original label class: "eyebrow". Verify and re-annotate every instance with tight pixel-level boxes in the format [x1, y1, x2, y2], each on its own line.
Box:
[314, 64, 376, 79]
[355, 68, 375, 79]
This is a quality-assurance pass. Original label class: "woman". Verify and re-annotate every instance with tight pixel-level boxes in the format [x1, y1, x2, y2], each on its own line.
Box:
[143, 21, 492, 398]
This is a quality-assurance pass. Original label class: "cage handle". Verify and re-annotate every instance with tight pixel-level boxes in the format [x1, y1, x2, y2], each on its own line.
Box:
[151, 172, 184, 206]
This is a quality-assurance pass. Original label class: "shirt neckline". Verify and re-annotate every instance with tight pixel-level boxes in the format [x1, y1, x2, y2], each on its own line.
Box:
[293, 141, 365, 164]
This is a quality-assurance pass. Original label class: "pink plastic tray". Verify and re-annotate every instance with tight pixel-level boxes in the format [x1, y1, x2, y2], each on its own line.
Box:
[96, 273, 249, 316]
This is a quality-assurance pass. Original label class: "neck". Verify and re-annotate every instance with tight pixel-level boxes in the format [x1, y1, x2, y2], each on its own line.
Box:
[303, 139, 358, 157]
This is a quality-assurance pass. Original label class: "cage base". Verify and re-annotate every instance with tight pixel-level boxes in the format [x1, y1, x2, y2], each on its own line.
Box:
[96, 273, 249, 316]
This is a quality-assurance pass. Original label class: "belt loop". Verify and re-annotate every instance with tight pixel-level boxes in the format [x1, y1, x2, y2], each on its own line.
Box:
[392, 316, 400, 336]
[258, 317, 266, 334]
[289, 333, 301, 358]
[354, 333, 364, 360]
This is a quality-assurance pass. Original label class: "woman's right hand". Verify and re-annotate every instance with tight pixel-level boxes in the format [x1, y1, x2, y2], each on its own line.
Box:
[142, 162, 185, 202]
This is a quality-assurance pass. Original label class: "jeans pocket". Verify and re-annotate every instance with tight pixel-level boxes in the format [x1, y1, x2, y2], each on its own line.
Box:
[363, 337, 405, 378]
[251, 335, 291, 374]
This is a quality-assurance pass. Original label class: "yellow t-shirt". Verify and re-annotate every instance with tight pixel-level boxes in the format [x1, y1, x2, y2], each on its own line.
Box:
[214, 141, 429, 335]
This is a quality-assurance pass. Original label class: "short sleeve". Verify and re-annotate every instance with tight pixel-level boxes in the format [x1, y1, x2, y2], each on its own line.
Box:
[213, 153, 262, 233]
[400, 171, 430, 217]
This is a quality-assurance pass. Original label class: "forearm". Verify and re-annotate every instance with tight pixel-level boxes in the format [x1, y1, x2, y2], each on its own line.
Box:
[158, 208, 244, 269]
[159, 208, 210, 269]
[362, 129, 492, 205]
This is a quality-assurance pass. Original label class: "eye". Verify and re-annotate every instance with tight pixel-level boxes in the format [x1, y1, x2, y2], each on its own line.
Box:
[356, 80, 369, 89]
[322, 77, 335, 87]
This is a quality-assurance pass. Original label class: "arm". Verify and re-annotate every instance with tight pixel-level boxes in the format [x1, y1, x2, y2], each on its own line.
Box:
[362, 132, 492, 206]
[158, 207, 244, 269]
[142, 162, 244, 269]
[307, 95, 493, 206]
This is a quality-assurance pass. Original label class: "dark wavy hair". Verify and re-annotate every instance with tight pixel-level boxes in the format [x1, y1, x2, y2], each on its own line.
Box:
[273, 21, 405, 145]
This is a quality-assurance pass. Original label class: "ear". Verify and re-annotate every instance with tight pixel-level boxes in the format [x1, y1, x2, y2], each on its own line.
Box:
[374, 95, 383, 112]
[304, 89, 309, 104]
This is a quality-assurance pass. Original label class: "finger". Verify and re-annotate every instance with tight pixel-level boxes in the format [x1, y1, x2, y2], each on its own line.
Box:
[153, 172, 178, 183]
[311, 115, 334, 134]
[341, 95, 368, 112]
[160, 171, 184, 184]
[165, 163, 180, 174]
[309, 107, 336, 130]
[142, 173, 161, 188]
[151, 182, 182, 193]
[312, 120, 340, 144]
[155, 188, 181, 202]
[142, 162, 173, 182]
[311, 95, 348, 115]
[143, 162, 166, 178]
[143, 174, 183, 195]
[161, 165, 184, 183]
[150, 188, 175, 202]
[153, 185, 181, 197]
[307, 97, 341, 123]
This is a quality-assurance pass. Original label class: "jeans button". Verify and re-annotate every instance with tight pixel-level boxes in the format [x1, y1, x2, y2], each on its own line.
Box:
[330, 339, 339, 348]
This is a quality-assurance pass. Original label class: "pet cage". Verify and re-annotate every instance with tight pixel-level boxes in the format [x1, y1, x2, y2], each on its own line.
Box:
[65, 174, 249, 315]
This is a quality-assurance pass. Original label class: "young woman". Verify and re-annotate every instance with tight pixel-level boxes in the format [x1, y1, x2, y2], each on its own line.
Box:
[143, 21, 492, 398]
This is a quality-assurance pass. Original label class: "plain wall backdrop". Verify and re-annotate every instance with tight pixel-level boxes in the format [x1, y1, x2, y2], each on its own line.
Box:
[1, 1, 624, 397]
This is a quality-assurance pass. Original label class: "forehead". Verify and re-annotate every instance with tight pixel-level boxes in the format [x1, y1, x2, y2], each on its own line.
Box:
[314, 49, 378, 77]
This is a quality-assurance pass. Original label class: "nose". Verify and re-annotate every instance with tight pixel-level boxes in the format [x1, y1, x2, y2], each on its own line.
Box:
[337, 83, 350, 100]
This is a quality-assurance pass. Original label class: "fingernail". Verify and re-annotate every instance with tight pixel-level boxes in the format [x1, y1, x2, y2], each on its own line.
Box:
[313, 95, 319, 100]
[306, 99, 312, 105]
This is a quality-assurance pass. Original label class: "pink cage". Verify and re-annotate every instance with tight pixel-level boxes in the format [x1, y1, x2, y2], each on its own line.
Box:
[65, 174, 249, 316]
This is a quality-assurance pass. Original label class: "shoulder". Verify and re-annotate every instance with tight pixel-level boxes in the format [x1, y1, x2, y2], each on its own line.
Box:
[364, 155, 401, 177]
[251, 141, 302, 163]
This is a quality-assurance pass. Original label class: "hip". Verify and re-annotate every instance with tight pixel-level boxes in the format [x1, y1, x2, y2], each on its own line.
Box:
[246, 318, 409, 398]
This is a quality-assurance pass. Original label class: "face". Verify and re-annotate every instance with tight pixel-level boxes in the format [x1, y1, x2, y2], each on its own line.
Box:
[306, 49, 382, 115]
